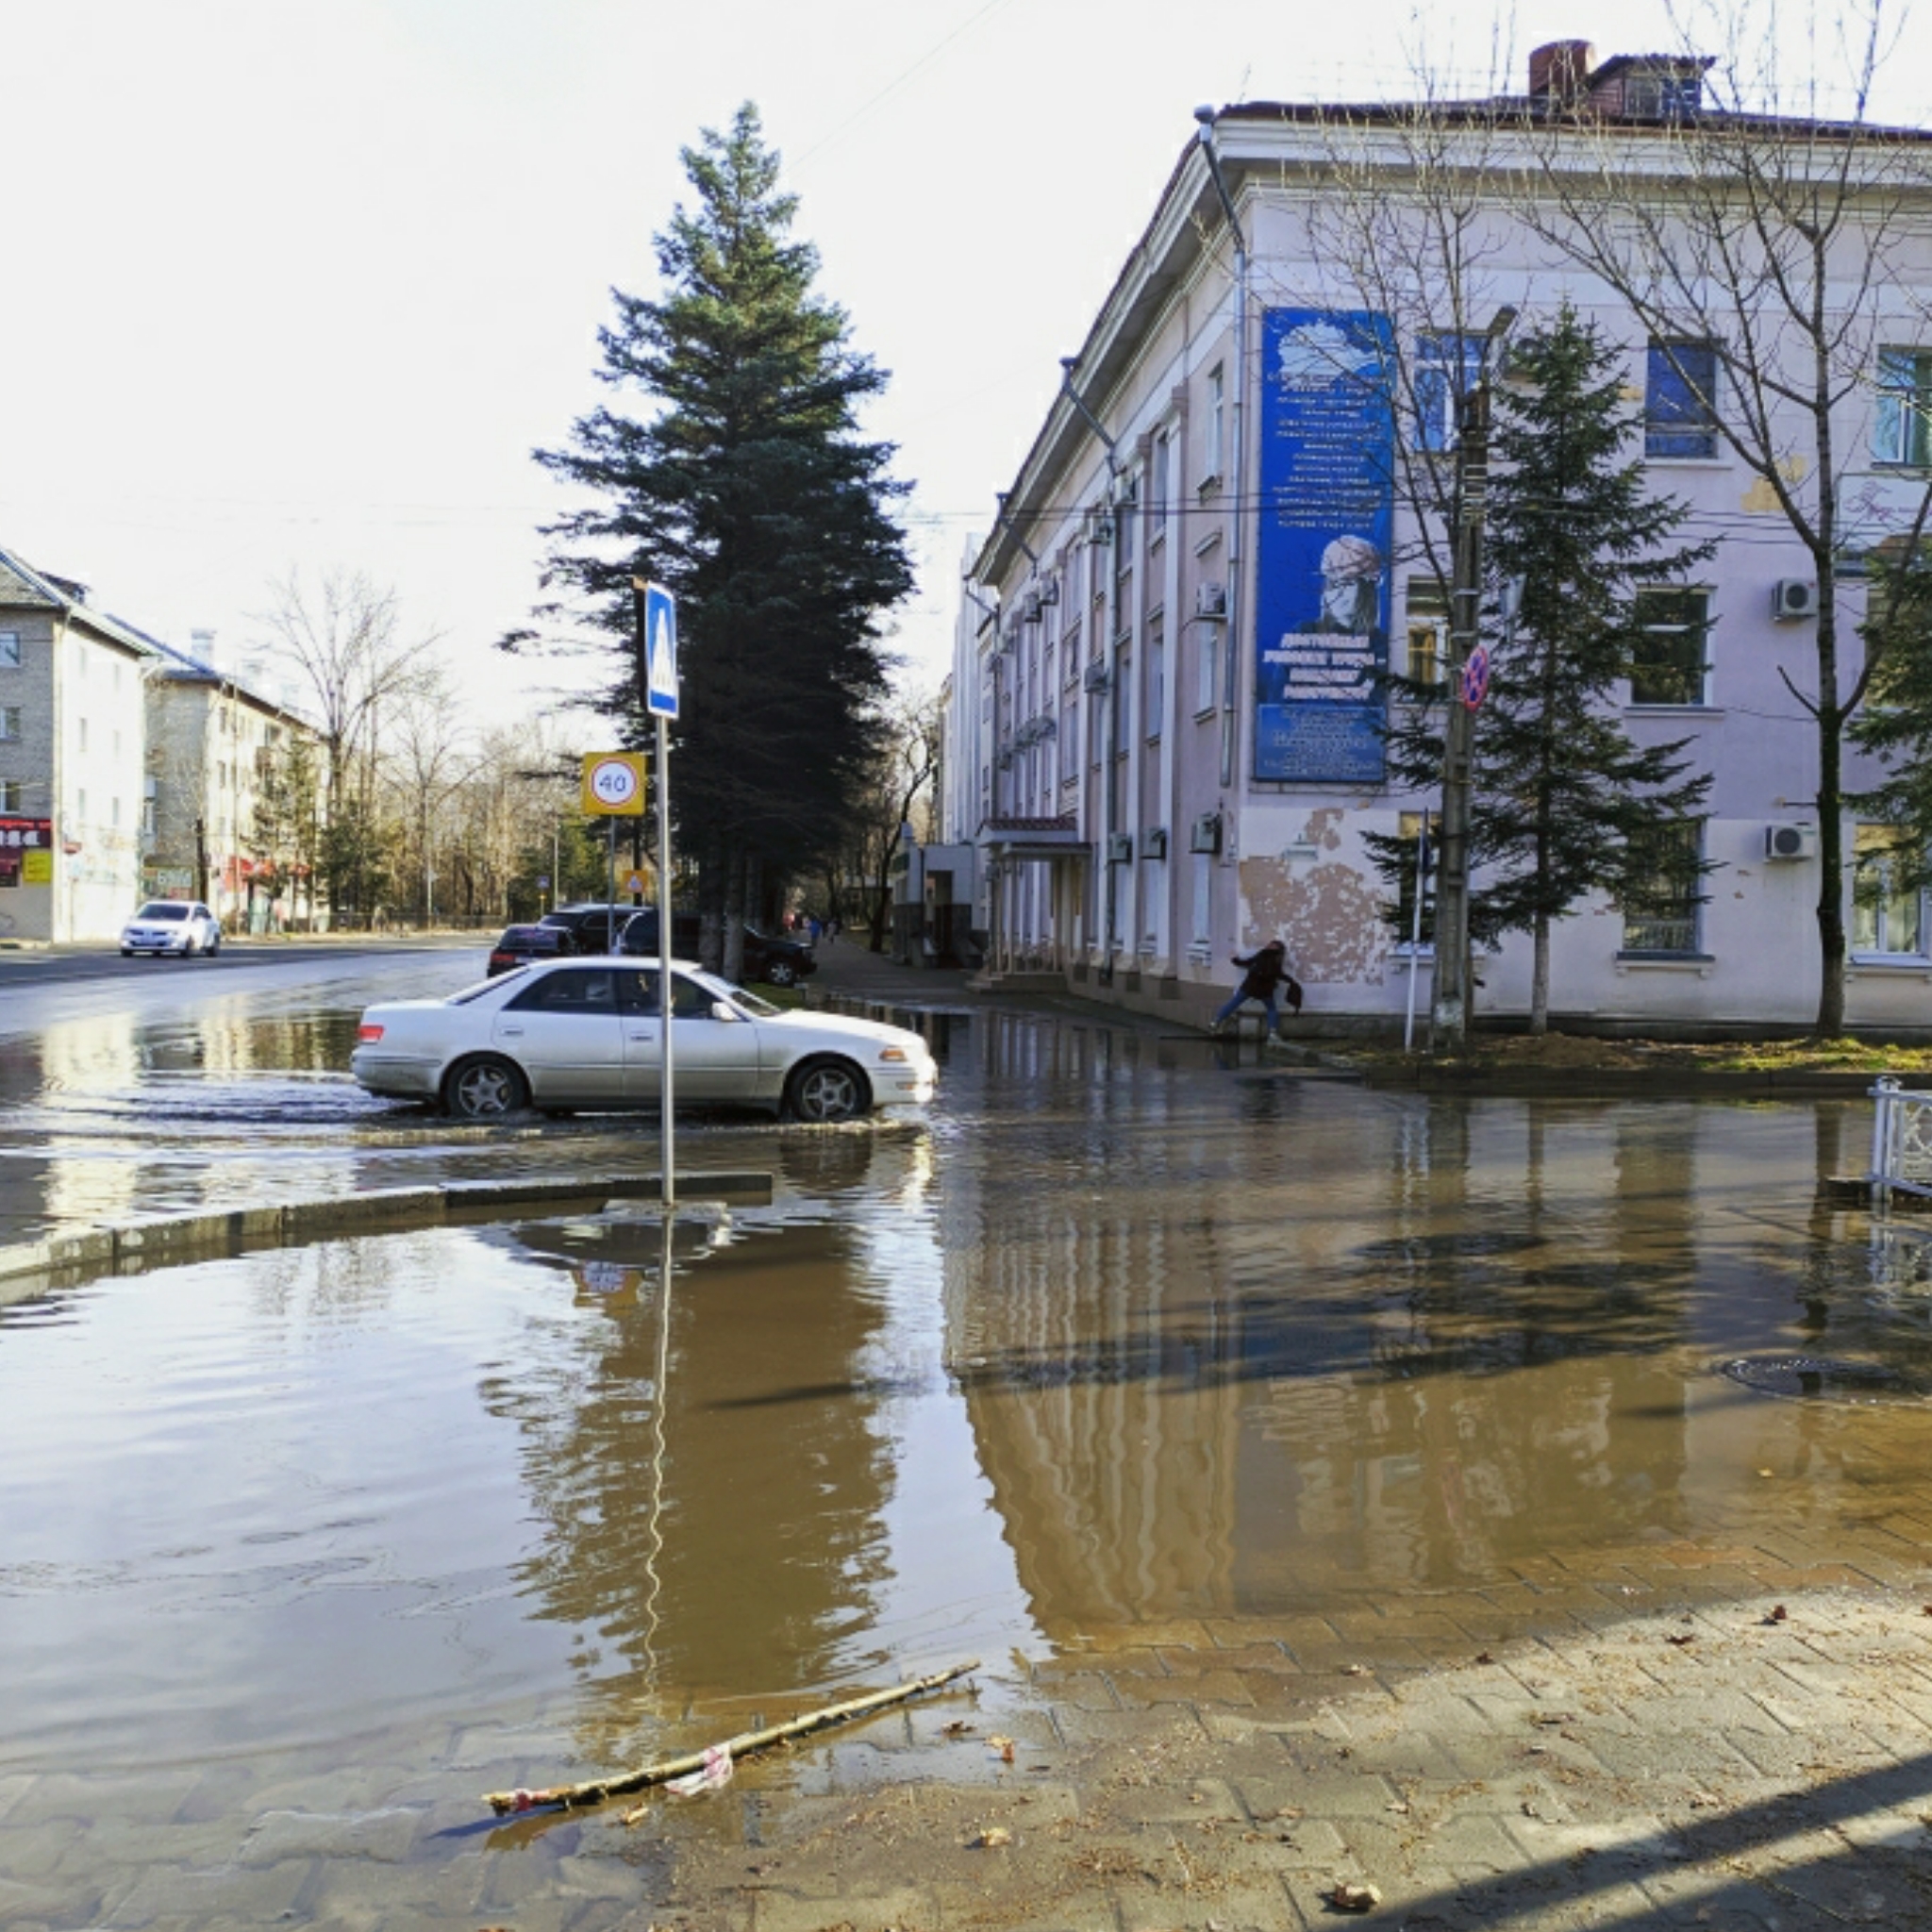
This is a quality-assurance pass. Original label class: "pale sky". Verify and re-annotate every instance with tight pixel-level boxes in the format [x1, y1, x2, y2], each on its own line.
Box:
[5, 0, 1926, 737]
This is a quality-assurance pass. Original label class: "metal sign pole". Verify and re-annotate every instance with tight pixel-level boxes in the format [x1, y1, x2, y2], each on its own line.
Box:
[656, 711, 675, 1207]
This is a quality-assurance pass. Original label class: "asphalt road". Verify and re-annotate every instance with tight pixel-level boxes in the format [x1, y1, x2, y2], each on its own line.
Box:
[0, 935, 482, 991]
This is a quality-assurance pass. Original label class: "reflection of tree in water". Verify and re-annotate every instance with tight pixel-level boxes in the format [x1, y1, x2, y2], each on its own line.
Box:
[480, 1217, 895, 1745]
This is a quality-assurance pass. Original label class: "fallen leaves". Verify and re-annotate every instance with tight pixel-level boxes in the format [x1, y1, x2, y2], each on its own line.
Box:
[1766, 1605, 1789, 1624]
[1666, 1633, 1697, 1647]
[1329, 1880, 1383, 1911]
[988, 1734, 1016, 1763]
[971, 1825, 1012, 1849]
[941, 1719, 974, 1738]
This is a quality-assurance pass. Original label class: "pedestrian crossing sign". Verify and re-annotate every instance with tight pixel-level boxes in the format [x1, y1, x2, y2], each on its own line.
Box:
[642, 581, 679, 719]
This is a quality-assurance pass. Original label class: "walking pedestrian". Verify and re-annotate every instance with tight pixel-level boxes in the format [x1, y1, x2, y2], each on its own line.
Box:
[1210, 939, 1303, 1036]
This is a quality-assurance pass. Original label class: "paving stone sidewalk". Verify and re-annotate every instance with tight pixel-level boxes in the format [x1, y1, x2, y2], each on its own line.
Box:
[640, 1572, 1932, 1932]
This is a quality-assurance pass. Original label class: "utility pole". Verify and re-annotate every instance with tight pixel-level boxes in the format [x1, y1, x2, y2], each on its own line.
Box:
[1430, 307, 1515, 1055]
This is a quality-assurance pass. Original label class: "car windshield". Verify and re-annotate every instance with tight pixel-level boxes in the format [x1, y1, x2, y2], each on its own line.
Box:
[134, 903, 188, 921]
[448, 971, 519, 1004]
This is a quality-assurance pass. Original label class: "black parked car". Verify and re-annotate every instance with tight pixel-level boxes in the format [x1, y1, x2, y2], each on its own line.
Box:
[537, 904, 634, 955]
[487, 924, 575, 975]
[618, 910, 818, 988]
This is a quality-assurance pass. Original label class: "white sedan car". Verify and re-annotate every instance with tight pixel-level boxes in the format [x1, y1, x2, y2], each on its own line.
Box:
[350, 958, 938, 1124]
[120, 899, 223, 958]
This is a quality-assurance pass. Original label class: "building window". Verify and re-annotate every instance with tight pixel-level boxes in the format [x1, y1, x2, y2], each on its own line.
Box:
[1147, 620, 1165, 740]
[1391, 809, 1439, 947]
[0, 632, 19, 669]
[1113, 651, 1132, 749]
[1206, 365, 1224, 482]
[111, 795, 121, 828]
[1854, 826, 1927, 956]
[1414, 332, 1485, 452]
[0, 707, 18, 740]
[1141, 858, 1162, 950]
[1874, 348, 1932, 468]
[1631, 589, 1710, 705]
[1404, 578, 1448, 686]
[1621, 821, 1704, 955]
[1196, 619, 1217, 713]
[76, 788, 88, 823]
[1624, 70, 1704, 117]
[1191, 853, 1212, 946]
[77, 718, 88, 754]
[0, 781, 22, 811]
[1645, 340, 1719, 458]
[1060, 697, 1079, 766]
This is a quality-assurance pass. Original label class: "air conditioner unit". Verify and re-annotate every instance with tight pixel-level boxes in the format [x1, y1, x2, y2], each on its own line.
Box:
[1772, 578, 1818, 621]
[1090, 513, 1114, 547]
[1189, 812, 1224, 856]
[1023, 592, 1042, 623]
[1195, 581, 1228, 620]
[1765, 822, 1817, 860]
[1037, 578, 1060, 607]
[1107, 833, 1134, 864]
[1141, 826, 1169, 859]
[1082, 660, 1111, 693]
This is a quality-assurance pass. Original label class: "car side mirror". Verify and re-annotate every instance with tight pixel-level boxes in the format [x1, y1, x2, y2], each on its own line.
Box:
[710, 1001, 741, 1023]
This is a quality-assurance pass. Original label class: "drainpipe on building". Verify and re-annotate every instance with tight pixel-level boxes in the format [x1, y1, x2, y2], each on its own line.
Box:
[1195, 108, 1248, 793]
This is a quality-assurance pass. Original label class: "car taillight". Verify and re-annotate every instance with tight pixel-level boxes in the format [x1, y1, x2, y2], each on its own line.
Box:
[358, 1024, 385, 1043]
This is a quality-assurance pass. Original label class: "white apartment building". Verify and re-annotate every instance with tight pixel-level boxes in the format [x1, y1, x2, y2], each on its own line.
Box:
[0, 547, 158, 942]
[942, 42, 1932, 1033]
[144, 635, 324, 932]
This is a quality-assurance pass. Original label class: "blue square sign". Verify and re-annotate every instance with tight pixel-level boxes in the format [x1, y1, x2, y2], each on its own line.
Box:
[643, 582, 679, 719]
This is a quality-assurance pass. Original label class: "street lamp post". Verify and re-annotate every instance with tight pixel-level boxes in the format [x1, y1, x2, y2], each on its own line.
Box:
[1429, 307, 1516, 1056]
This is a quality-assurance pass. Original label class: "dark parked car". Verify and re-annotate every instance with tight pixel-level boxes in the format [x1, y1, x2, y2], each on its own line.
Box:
[487, 924, 575, 976]
[537, 904, 634, 954]
[618, 910, 818, 988]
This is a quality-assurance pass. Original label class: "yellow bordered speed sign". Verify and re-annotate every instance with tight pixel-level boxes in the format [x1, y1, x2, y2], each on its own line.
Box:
[581, 752, 646, 816]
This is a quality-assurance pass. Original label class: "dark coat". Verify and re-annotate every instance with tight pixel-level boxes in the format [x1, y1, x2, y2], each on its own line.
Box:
[1232, 945, 1301, 1007]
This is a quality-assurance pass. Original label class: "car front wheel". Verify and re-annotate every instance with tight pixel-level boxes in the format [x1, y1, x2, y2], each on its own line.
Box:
[764, 958, 799, 988]
[443, 1055, 528, 1121]
[785, 1056, 870, 1124]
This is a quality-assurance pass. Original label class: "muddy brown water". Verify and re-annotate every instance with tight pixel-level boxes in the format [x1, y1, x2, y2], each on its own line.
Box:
[4, 993, 1932, 1925]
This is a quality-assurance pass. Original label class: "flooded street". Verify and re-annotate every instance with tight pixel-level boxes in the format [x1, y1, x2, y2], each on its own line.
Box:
[4, 951, 1932, 1926]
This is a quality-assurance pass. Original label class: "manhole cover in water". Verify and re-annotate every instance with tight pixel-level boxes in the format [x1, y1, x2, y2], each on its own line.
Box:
[1720, 1355, 1912, 1402]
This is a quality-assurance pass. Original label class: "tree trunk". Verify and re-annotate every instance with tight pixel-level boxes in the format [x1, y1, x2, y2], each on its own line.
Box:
[1529, 911, 1550, 1036]
[698, 832, 724, 974]
[1815, 542, 1847, 1037]
[722, 848, 746, 983]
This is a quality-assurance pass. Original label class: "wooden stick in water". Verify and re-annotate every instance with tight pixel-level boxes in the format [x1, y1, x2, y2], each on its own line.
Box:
[483, 1657, 980, 1816]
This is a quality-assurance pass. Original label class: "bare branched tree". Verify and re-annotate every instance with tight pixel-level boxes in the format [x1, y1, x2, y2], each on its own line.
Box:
[254, 570, 441, 824]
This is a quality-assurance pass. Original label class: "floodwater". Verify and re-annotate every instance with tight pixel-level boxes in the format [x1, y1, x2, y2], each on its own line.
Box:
[5, 989, 1932, 1926]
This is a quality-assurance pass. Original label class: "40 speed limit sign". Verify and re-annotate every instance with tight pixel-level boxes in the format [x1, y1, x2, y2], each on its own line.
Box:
[580, 751, 647, 815]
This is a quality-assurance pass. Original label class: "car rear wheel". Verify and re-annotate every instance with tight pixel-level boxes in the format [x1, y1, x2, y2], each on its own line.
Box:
[443, 1055, 527, 1121]
[764, 958, 799, 988]
[206, 933, 220, 957]
[785, 1056, 870, 1124]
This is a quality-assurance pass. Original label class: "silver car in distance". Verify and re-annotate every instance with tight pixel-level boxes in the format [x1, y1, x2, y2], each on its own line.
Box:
[350, 958, 938, 1124]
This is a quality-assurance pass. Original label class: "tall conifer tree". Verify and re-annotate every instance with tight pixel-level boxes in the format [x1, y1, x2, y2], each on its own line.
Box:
[1371, 307, 1713, 1033]
[526, 105, 913, 958]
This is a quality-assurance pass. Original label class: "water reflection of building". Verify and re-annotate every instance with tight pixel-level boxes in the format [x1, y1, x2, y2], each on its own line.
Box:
[944, 1079, 1704, 1640]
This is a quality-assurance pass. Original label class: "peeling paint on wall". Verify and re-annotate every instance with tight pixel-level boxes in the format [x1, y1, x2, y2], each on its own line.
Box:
[1240, 856, 1387, 983]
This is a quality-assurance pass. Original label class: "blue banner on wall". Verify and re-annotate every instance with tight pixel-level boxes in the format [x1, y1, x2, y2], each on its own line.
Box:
[1254, 308, 1396, 783]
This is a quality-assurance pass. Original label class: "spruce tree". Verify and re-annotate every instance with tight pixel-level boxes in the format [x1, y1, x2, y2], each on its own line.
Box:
[1370, 306, 1713, 1033]
[1848, 533, 1932, 918]
[525, 104, 913, 965]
